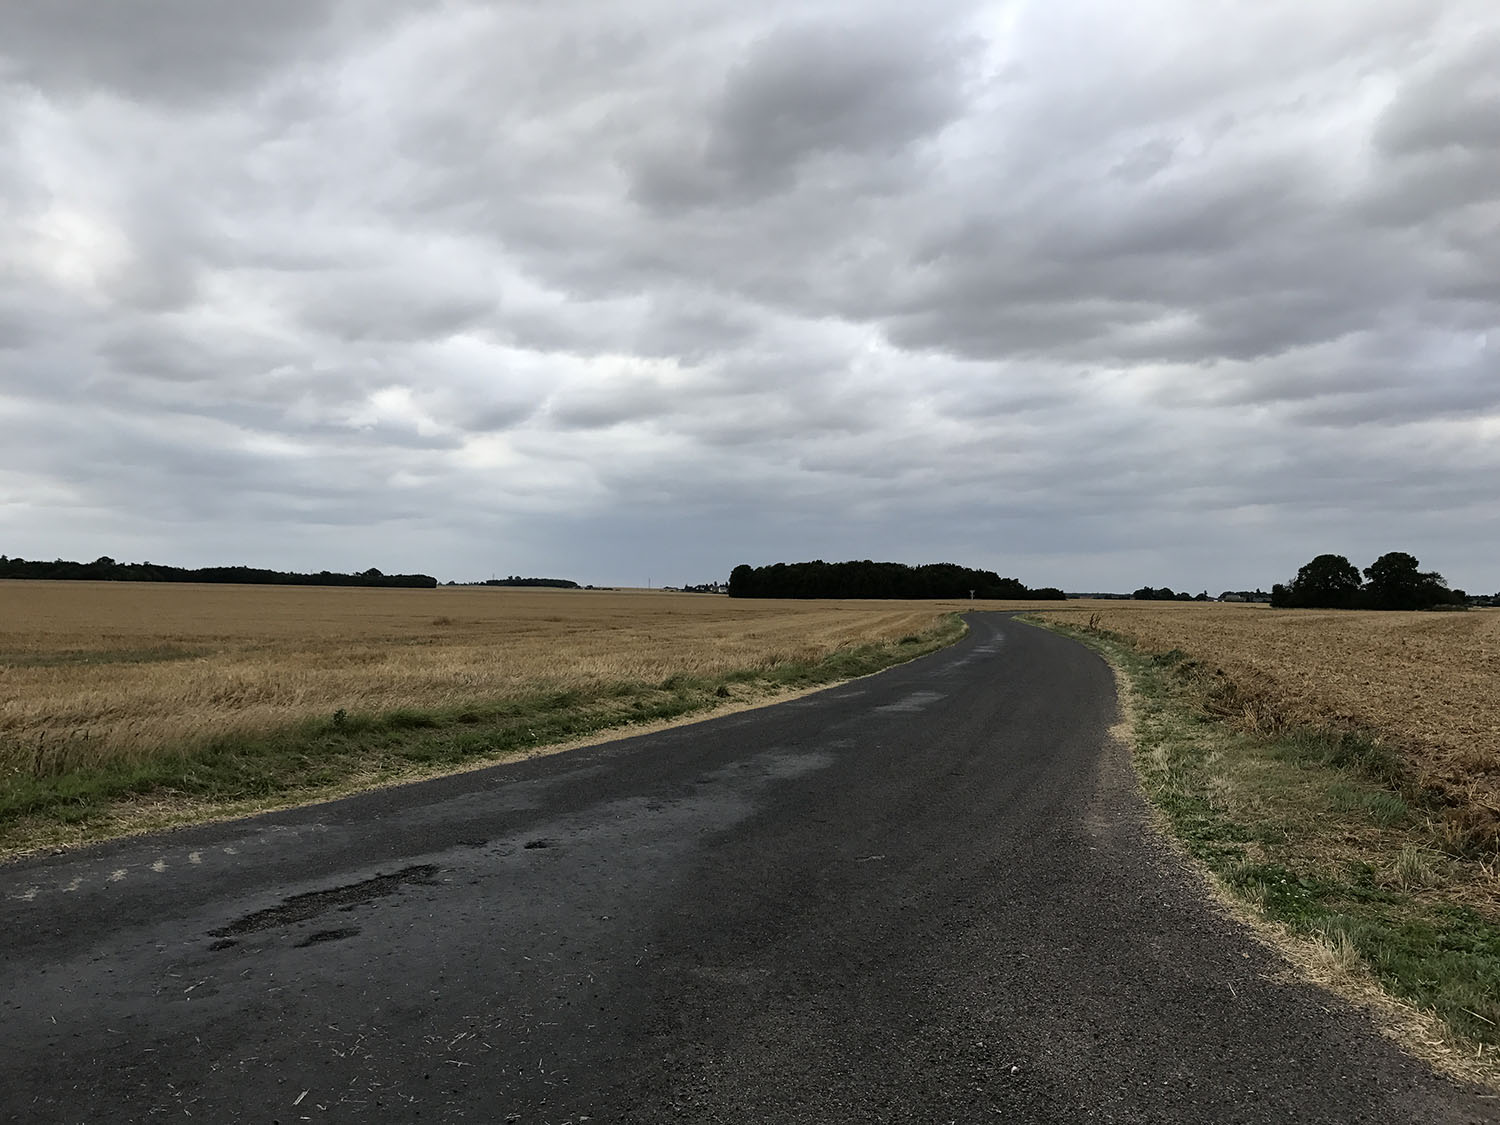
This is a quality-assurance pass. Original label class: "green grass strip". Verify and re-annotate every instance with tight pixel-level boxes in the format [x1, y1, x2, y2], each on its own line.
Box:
[0, 615, 967, 854]
[1028, 617, 1500, 1052]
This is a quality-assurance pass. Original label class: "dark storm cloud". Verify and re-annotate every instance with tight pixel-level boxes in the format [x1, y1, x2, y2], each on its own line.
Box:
[0, 0, 1497, 591]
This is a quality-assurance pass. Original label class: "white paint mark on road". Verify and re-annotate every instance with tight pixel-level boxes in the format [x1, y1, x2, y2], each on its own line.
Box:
[876, 690, 947, 714]
[6, 843, 228, 904]
[222, 846, 238, 855]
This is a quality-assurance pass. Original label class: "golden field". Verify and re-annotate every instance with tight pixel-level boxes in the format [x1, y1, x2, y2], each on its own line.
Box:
[1032, 602, 1500, 843]
[10, 583, 1492, 842]
[0, 581, 976, 774]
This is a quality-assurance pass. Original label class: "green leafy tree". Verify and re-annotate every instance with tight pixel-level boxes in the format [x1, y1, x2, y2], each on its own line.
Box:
[727, 560, 1056, 600]
[728, 564, 756, 598]
[1363, 552, 1460, 610]
[1281, 553, 1362, 608]
[1363, 552, 1423, 609]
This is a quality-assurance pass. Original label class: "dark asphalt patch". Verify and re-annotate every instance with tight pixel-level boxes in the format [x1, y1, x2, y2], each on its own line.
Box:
[208, 863, 440, 939]
[294, 927, 361, 947]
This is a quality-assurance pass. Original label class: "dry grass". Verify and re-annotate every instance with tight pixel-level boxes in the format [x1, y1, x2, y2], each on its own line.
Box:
[1057, 622, 1500, 1084]
[1033, 601, 1500, 848]
[0, 581, 974, 775]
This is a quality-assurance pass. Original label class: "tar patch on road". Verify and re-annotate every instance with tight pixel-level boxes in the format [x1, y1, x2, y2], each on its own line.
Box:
[209, 864, 440, 941]
[294, 927, 361, 947]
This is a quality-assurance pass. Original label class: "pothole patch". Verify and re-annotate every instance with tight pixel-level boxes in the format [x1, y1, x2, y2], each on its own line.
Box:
[295, 927, 361, 948]
[210, 864, 440, 939]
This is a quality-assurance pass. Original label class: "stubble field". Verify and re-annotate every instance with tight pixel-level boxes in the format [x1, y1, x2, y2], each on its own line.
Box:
[1031, 601, 1500, 846]
[1, 581, 973, 777]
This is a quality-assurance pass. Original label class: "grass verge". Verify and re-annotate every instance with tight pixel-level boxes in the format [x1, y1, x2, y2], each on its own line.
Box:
[0, 614, 967, 860]
[1027, 616, 1500, 1084]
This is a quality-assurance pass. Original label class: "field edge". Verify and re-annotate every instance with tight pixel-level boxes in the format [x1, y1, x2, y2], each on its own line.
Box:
[0, 613, 969, 863]
[1022, 614, 1500, 1093]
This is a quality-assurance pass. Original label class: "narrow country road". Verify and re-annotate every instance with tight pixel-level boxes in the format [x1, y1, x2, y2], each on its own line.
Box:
[2, 615, 1494, 1123]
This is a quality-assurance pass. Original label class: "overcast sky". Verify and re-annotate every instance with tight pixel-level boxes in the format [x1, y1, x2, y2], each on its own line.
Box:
[2, 1, 1496, 592]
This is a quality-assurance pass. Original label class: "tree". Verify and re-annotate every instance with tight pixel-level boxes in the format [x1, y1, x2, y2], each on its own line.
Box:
[1272, 550, 1463, 610]
[1281, 553, 1362, 608]
[727, 560, 1056, 600]
[1363, 552, 1463, 610]
[728, 564, 756, 598]
[1363, 551, 1421, 609]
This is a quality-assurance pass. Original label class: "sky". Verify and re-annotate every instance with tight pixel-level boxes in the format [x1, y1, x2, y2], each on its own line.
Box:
[1, 1, 1496, 593]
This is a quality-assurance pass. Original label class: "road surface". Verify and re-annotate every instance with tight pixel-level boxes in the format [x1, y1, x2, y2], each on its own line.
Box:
[3, 614, 1495, 1122]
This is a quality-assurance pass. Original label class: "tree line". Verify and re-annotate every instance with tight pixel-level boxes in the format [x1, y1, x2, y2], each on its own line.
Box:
[0, 555, 438, 589]
[478, 577, 580, 589]
[1132, 587, 1210, 601]
[728, 560, 1065, 600]
[1271, 552, 1465, 610]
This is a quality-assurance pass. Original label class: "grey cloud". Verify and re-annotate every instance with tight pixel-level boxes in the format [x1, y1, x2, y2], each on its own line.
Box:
[1361, 30, 1500, 231]
[1151, 326, 1500, 427]
[1288, 371, 1500, 428]
[0, 0, 342, 101]
[628, 293, 766, 362]
[1360, 146, 1500, 228]
[544, 377, 679, 432]
[1108, 138, 1180, 184]
[1, 0, 1497, 593]
[459, 401, 538, 434]
[100, 325, 296, 384]
[1375, 31, 1500, 158]
[0, 296, 42, 350]
[629, 12, 974, 209]
[711, 18, 970, 184]
[294, 273, 497, 345]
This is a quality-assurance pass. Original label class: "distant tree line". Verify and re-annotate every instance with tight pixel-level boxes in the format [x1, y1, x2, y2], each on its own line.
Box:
[479, 576, 580, 589]
[1132, 587, 1210, 602]
[728, 560, 1065, 600]
[1271, 552, 1466, 610]
[0, 555, 438, 589]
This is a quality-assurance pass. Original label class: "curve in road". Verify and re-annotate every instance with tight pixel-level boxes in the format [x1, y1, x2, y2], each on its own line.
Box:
[2, 614, 1495, 1123]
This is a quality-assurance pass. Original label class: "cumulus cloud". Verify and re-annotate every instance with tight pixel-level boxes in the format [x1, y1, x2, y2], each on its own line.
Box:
[0, 0, 1496, 591]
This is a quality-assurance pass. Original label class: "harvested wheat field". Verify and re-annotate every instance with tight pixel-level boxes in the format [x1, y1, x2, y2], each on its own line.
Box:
[1033, 602, 1500, 845]
[0, 580, 976, 776]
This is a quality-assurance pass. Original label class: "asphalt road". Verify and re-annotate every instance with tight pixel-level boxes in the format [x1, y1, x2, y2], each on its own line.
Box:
[3, 614, 1495, 1123]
